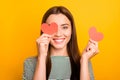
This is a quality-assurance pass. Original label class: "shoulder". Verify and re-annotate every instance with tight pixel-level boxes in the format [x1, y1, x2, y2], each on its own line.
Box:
[24, 56, 37, 70]
[23, 56, 37, 80]
[24, 56, 37, 63]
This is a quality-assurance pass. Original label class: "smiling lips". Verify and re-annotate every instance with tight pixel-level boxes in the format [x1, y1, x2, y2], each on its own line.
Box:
[53, 38, 65, 44]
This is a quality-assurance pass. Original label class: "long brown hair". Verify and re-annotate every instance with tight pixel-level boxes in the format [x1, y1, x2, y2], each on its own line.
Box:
[41, 6, 81, 80]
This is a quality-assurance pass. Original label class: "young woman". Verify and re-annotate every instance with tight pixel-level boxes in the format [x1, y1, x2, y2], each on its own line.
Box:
[23, 6, 99, 80]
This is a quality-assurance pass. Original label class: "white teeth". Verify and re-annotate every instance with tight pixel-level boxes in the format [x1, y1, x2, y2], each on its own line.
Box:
[54, 39, 63, 42]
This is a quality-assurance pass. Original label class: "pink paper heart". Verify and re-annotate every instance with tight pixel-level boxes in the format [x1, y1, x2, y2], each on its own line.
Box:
[41, 22, 58, 35]
[89, 27, 104, 41]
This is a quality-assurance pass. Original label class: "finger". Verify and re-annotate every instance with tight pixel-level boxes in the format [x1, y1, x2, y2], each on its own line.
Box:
[89, 42, 98, 49]
[86, 46, 96, 53]
[86, 44, 97, 53]
[95, 49, 100, 53]
[89, 45, 99, 55]
[89, 39, 98, 47]
[39, 42, 49, 46]
[36, 35, 51, 43]
[37, 39, 50, 45]
[41, 33, 52, 38]
[90, 51, 98, 58]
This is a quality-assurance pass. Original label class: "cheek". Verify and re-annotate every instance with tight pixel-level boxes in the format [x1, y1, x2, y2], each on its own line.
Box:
[64, 29, 72, 36]
[64, 30, 72, 39]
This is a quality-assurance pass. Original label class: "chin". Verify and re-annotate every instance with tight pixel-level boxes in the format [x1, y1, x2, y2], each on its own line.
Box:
[52, 45, 66, 49]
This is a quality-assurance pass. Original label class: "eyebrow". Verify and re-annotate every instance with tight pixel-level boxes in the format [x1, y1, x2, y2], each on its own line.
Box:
[61, 23, 70, 26]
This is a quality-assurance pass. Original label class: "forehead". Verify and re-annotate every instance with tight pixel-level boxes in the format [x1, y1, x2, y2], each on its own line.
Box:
[46, 13, 71, 25]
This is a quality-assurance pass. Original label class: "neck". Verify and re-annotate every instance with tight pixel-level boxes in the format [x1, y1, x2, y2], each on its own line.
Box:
[50, 46, 68, 56]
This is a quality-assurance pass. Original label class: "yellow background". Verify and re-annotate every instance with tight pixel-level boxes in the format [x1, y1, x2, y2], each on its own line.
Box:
[0, 0, 120, 80]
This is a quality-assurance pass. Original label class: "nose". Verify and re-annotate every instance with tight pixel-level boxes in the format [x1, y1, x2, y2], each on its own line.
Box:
[55, 27, 62, 36]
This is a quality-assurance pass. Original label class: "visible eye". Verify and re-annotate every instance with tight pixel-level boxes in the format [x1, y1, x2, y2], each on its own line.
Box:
[62, 26, 68, 29]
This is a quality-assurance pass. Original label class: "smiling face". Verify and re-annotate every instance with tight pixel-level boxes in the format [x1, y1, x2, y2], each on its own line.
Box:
[46, 13, 72, 50]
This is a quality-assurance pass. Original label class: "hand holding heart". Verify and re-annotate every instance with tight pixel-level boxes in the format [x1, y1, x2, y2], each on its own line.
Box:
[36, 22, 58, 57]
[82, 39, 99, 61]
[36, 33, 51, 57]
[81, 27, 104, 61]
